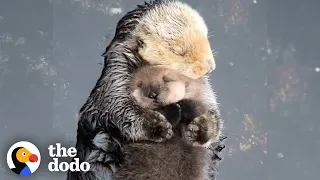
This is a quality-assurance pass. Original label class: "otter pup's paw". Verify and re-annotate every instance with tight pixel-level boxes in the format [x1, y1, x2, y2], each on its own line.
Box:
[183, 111, 220, 147]
[143, 110, 173, 142]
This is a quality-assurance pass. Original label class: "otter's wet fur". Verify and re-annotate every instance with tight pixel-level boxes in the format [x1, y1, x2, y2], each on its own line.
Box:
[67, 1, 225, 180]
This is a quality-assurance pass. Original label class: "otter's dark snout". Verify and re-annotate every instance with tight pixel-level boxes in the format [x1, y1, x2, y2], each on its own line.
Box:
[144, 85, 160, 100]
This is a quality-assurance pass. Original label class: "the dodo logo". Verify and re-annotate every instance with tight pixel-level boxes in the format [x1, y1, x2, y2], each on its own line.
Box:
[7, 141, 41, 176]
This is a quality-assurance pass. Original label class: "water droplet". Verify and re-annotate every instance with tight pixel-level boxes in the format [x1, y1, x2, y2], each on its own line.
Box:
[109, 7, 122, 15]
[277, 152, 284, 158]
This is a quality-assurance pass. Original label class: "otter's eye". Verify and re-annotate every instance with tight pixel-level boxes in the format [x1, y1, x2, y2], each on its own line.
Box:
[137, 39, 145, 48]
[138, 81, 143, 88]
[163, 76, 173, 82]
[169, 46, 187, 56]
[22, 152, 26, 156]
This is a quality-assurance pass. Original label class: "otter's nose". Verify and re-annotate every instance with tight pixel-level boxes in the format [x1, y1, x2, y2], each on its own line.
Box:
[148, 91, 158, 99]
[147, 86, 159, 99]
[206, 58, 216, 74]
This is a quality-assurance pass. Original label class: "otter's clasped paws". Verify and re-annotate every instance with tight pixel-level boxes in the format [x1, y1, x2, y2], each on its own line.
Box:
[143, 110, 173, 142]
[183, 111, 220, 147]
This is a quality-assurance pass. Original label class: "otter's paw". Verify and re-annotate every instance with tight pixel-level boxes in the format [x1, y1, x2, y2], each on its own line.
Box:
[143, 110, 173, 142]
[209, 136, 227, 162]
[183, 111, 220, 147]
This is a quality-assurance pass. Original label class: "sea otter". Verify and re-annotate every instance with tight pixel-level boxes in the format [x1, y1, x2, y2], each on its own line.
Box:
[67, 1, 224, 180]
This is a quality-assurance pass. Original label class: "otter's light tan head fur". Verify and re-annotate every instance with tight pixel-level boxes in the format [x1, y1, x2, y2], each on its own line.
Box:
[132, 1, 215, 79]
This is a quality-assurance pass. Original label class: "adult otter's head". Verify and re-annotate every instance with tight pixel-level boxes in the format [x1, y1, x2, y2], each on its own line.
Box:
[105, 1, 215, 79]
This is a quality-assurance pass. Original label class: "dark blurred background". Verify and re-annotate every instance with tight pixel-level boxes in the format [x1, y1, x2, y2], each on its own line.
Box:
[0, 0, 319, 179]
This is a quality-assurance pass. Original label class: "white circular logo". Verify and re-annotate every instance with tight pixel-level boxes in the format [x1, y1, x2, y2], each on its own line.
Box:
[7, 141, 41, 176]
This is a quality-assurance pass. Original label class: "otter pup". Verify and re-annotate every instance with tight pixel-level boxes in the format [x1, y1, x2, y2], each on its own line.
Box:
[112, 66, 223, 180]
[129, 65, 220, 146]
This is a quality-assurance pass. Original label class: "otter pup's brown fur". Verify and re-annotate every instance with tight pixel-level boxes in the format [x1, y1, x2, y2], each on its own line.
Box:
[113, 136, 212, 180]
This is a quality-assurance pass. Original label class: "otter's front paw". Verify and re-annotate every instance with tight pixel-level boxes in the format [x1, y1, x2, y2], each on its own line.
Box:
[183, 111, 220, 147]
[143, 111, 173, 142]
